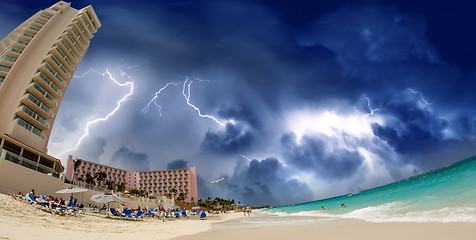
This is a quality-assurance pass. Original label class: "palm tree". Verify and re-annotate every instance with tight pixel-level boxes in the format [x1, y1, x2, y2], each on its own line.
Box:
[116, 182, 126, 193]
[85, 172, 95, 186]
[73, 159, 82, 182]
[105, 180, 115, 190]
[169, 187, 177, 198]
[139, 189, 148, 198]
[94, 171, 107, 187]
[129, 188, 140, 196]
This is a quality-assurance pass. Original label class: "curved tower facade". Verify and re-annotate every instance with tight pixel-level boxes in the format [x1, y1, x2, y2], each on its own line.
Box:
[0, 1, 100, 176]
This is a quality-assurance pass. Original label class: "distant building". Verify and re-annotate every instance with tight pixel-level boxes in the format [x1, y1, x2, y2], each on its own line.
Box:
[0, 1, 100, 177]
[65, 156, 199, 204]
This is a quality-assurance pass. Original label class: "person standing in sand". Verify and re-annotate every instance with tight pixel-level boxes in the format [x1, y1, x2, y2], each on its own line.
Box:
[242, 207, 246, 216]
[246, 206, 251, 217]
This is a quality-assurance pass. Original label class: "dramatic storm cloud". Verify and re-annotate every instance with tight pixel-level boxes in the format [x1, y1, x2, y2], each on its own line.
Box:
[2, 0, 476, 206]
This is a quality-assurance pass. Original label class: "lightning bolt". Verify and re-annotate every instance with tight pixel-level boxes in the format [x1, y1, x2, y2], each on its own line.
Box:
[408, 88, 432, 105]
[58, 67, 135, 156]
[142, 76, 227, 127]
[182, 77, 226, 126]
[354, 96, 379, 117]
[141, 82, 180, 115]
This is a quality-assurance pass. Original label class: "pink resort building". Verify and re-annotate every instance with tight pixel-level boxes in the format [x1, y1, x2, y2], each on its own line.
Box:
[65, 156, 198, 204]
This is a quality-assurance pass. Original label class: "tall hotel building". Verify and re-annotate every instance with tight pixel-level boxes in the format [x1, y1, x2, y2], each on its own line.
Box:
[65, 156, 199, 204]
[0, 2, 100, 177]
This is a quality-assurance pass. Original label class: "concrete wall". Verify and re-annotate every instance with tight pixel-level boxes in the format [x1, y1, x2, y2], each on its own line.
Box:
[0, 158, 165, 209]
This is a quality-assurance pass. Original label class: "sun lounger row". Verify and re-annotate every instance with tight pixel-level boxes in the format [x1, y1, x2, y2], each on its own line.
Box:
[110, 208, 143, 220]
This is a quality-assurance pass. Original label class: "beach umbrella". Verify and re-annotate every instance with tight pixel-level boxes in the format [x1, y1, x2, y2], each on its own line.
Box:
[56, 186, 88, 204]
[192, 206, 201, 210]
[164, 205, 180, 210]
[91, 193, 125, 217]
[56, 186, 88, 194]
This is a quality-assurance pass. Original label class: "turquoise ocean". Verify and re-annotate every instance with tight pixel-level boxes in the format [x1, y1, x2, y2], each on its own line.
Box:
[261, 155, 476, 223]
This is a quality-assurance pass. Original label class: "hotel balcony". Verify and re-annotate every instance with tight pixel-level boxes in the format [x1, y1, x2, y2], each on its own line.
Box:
[30, 20, 45, 29]
[38, 62, 66, 88]
[26, 82, 58, 108]
[60, 33, 81, 57]
[32, 70, 63, 98]
[56, 39, 78, 63]
[21, 92, 54, 118]
[50, 46, 74, 71]
[75, 16, 93, 39]
[44, 54, 70, 79]
[14, 118, 46, 139]
[15, 105, 50, 130]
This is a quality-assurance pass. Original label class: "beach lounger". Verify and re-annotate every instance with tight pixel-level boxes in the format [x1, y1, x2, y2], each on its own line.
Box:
[132, 210, 143, 220]
[28, 194, 48, 208]
[122, 209, 133, 219]
[200, 211, 206, 220]
[144, 210, 155, 217]
[110, 208, 122, 217]
[181, 210, 188, 218]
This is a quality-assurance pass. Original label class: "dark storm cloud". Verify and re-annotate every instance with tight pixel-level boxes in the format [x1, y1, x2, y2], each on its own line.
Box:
[3, 0, 475, 206]
[280, 133, 364, 179]
[218, 105, 260, 128]
[369, 90, 476, 170]
[225, 158, 313, 206]
[166, 159, 188, 170]
[371, 100, 447, 154]
[109, 147, 149, 172]
[200, 123, 254, 155]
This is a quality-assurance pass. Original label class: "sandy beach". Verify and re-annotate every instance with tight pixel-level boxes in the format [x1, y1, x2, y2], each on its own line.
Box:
[176, 212, 476, 240]
[0, 193, 240, 240]
[3, 193, 476, 240]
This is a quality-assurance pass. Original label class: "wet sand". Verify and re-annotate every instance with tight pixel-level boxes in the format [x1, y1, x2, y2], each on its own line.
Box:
[175, 212, 476, 240]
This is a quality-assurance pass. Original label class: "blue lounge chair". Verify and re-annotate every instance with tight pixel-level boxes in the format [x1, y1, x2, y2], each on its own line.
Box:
[200, 211, 206, 220]
[144, 210, 155, 217]
[28, 193, 47, 208]
[122, 209, 133, 218]
[132, 210, 143, 220]
[181, 210, 187, 218]
[110, 208, 122, 217]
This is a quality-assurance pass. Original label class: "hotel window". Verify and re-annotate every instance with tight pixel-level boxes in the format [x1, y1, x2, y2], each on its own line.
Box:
[23, 32, 35, 38]
[15, 116, 42, 137]
[29, 26, 40, 31]
[60, 39, 77, 60]
[10, 48, 23, 54]
[50, 55, 68, 75]
[55, 47, 73, 67]
[0, 65, 11, 72]
[3, 56, 16, 63]
[16, 39, 29, 46]
[19, 103, 46, 125]
[31, 82, 55, 104]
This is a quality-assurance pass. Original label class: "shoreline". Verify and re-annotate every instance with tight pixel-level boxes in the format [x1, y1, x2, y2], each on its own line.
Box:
[3, 192, 476, 240]
[175, 211, 476, 240]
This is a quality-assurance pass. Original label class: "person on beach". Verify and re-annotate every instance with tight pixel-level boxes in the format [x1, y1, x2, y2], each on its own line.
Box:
[30, 189, 37, 198]
[321, 206, 325, 210]
[242, 207, 246, 216]
[341, 204, 346, 208]
[246, 206, 251, 217]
